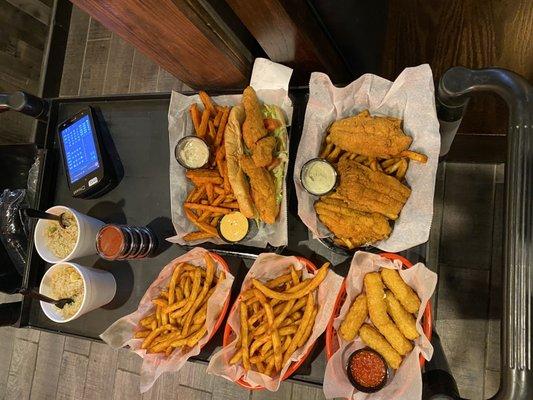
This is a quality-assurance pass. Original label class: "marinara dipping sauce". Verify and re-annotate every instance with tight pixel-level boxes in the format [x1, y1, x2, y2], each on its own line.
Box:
[347, 348, 388, 393]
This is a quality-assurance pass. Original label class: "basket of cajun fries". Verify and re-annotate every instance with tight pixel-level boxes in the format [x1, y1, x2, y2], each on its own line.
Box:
[295, 65, 440, 253]
[100, 248, 234, 393]
[323, 251, 437, 399]
[167, 58, 293, 248]
[207, 254, 343, 391]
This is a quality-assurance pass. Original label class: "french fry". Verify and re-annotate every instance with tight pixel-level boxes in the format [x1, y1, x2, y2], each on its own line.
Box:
[190, 104, 201, 135]
[198, 109, 210, 138]
[399, 150, 428, 163]
[215, 107, 230, 148]
[222, 161, 231, 193]
[208, 120, 216, 143]
[382, 157, 399, 168]
[213, 109, 223, 127]
[206, 183, 214, 203]
[134, 330, 151, 338]
[320, 142, 334, 159]
[189, 185, 206, 202]
[240, 302, 250, 370]
[199, 91, 217, 117]
[396, 158, 408, 180]
[252, 263, 329, 301]
[183, 231, 216, 241]
[184, 203, 232, 215]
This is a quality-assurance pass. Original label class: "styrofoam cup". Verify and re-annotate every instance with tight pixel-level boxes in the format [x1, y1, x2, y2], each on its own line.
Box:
[39, 262, 117, 323]
[34, 206, 104, 263]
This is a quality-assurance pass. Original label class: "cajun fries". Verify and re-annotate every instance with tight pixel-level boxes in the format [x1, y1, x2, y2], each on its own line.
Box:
[228, 264, 329, 377]
[184, 92, 235, 241]
[136, 253, 225, 356]
[338, 268, 421, 369]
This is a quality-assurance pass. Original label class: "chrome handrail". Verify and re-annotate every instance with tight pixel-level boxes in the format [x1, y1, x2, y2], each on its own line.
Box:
[438, 67, 532, 400]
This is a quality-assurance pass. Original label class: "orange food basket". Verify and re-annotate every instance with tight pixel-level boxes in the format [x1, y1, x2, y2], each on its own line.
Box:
[222, 256, 318, 390]
[325, 252, 432, 367]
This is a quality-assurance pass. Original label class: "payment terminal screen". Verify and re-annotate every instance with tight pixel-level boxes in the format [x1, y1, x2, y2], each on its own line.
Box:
[60, 115, 100, 183]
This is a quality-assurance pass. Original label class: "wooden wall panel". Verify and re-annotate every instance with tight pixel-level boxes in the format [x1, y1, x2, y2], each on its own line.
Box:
[381, 0, 533, 135]
[69, 0, 252, 89]
[225, 0, 351, 84]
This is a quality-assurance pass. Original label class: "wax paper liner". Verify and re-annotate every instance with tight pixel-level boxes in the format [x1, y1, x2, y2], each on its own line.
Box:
[323, 251, 437, 400]
[207, 253, 343, 391]
[100, 247, 234, 393]
[166, 58, 293, 248]
[294, 65, 441, 252]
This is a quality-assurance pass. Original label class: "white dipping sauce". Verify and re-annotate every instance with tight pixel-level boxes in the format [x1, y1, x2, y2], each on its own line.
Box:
[302, 160, 336, 195]
[178, 137, 209, 168]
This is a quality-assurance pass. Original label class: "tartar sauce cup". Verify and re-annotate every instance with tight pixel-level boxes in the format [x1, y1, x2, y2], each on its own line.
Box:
[300, 158, 338, 196]
[175, 136, 210, 169]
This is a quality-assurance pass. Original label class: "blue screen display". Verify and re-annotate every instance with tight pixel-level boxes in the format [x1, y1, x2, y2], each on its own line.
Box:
[60, 115, 100, 183]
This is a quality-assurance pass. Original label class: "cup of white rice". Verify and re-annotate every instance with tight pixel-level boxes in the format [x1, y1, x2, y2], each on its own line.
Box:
[39, 262, 116, 323]
[34, 205, 104, 263]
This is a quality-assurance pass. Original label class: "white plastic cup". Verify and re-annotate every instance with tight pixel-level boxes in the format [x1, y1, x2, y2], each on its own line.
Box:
[39, 262, 117, 323]
[34, 205, 104, 263]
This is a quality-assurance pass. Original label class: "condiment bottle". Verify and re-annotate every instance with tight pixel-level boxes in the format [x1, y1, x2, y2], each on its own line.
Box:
[96, 224, 157, 260]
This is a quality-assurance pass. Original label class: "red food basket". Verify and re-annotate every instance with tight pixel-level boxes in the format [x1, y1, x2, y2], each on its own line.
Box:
[222, 256, 318, 390]
[325, 252, 432, 367]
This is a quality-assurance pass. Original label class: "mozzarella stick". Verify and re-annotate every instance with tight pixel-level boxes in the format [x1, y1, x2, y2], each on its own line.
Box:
[381, 268, 421, 314]
[385, 290, 419, 340]
[364, 272, 413, 355]
[360, 324, 402, 369]
[339, 293, 368, 341]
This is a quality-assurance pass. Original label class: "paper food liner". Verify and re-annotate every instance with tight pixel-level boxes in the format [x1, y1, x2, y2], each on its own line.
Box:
[207, 253, 343, 391]
[294, 64, 441, 252]
[100, 247, 234, 393]
[166, 58, 293, 248]
[323, 251, 437, 400]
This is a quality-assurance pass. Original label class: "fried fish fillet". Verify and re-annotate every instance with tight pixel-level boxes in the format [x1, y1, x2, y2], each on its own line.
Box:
[242, 86, 267, 150]
[315, 200, 391, 247]
[336, 158, 411, 219]
[225, 105, 257, 218]
[252, 136, 276, 167]
[328, 110, 412, 158]
[240, 156, 278, 224]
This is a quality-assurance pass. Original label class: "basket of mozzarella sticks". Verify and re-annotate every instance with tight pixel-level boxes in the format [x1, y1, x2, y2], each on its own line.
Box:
[207, 253, 342, 391]
[294, 64, 441, 254]
[167, 58, 294, 248]
[100, 248, 234, 393]
[323, 251, 437, 399]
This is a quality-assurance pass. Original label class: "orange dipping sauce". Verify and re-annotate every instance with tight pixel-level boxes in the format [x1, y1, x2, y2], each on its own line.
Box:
[96, 225, 125, 259]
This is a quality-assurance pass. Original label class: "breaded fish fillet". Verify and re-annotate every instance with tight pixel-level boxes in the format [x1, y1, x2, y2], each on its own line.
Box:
[328, 110, 412, 158]
[336, 158, 411, 219]
[242, 86, 267, 150]
[364, 272, 413, 356]
[315, 200, 391, 247]
[240, 156, 278, 224]
[252, 136, 276, 167]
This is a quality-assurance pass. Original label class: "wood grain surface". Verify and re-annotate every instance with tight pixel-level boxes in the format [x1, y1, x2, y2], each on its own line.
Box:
[225, 0, 351, 84]
[381, 0, 532, 135]
[70, 0, 252, 89]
